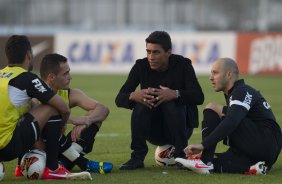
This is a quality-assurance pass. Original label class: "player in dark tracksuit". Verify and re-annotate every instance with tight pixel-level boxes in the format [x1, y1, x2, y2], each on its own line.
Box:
[201, 78, 282, 173]
[176, 58, 282, 174]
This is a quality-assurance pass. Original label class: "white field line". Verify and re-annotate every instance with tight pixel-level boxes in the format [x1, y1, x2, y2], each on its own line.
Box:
[96, 131, 200, 137]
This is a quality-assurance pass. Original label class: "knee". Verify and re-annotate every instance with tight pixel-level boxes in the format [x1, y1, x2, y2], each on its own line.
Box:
[205, 102, 219, 110]
[204, 102, 224, 117]
[95, 122, 102, 128]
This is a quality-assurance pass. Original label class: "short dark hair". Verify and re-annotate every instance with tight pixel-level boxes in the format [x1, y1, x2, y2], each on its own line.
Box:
[5, 35, 32, 64]
[145, 31, 172, 51]
[40, 53, 67, 80]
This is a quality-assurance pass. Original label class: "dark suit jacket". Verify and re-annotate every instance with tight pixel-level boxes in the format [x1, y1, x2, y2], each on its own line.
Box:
[115, 54, 204, 128]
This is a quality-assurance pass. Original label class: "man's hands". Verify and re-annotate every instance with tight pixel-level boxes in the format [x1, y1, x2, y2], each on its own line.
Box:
[129, 85, 178, 108]
[68, 116, 90, 141]
[184, 144, 204, 158]
[71, 124, 87, 142]
[152, 85, 179, 107]
[129, 88, 156, 108]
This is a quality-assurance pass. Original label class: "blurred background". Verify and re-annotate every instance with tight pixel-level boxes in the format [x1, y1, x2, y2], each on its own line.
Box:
[1, 0, 282, 75]
[1, 0, 282, 32]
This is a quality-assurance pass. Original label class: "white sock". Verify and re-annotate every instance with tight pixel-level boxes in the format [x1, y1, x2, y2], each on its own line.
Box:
[62, 146, 80, 162]
[71, 142, 83, 153]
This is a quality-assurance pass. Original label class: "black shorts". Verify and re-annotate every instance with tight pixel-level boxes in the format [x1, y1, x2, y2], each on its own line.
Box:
[0, 113, 40, 161]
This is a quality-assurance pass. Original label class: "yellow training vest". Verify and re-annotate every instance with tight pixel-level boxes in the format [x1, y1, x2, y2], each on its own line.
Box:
[0, 66, 31, 149]
[57, 89, 70, 107]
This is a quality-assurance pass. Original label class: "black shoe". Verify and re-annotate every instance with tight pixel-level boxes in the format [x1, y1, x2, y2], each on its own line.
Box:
[119, 158, 144, 170]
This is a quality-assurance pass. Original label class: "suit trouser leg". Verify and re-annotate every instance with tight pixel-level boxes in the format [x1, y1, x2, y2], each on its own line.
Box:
[130, 102, 187, 160]
[130, 104, 153, 161]
[160, 102, 187, 158]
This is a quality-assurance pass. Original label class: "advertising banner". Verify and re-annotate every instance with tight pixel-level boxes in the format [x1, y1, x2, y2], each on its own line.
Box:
[171, 32, 236, 74]
[55, 32, 236, 74]
[236, 33, 282, 75]
[55, 32, 145, 73]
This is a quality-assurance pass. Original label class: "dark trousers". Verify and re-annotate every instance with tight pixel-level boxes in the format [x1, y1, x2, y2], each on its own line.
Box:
[202, 109, 282, 173]
[130, 101, 187, 161]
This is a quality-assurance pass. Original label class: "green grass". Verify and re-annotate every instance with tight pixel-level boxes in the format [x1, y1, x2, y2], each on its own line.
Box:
[2, 75, 282, 183]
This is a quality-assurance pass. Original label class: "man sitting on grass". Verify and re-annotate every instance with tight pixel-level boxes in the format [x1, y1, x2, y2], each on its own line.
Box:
[15, 53, 113, 176]
[176, 58, 282, 175]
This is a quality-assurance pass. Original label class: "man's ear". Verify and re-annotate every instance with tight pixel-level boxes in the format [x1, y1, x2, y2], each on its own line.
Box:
[227, 70, 233, 80]
[47, 73, 56, 81]
[167, 49, 172, 56]
[26, 50, 33, 61]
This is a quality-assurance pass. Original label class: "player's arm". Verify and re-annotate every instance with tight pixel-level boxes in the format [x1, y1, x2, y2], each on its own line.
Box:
[30, 98, 40, 108]
[30, 97, 70, 124]
[68, 88, 109, 127]
[47, 94, 70, 124]
[201, 91, 251, 149]
[25, 73, 70, 123]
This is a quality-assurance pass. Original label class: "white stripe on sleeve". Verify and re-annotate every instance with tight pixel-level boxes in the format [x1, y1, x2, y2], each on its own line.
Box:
[229, 100, 250, 110]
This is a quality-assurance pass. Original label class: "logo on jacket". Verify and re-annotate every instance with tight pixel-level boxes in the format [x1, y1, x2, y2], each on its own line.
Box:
[32, 79, 47, 93]
[243, 92, 252, 106]
[263, 101, 271, 109]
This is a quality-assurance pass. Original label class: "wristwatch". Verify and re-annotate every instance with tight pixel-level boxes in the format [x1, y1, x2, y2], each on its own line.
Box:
[175, 90, 180, 98]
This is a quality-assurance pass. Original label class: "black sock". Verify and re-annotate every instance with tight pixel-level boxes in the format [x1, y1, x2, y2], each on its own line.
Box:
[76, 124, 99, 154]
[201, 109, 221, 164]
[59, 155, 75, 170]
[42, 115, 62, 170]
[73, 155, 89, 171]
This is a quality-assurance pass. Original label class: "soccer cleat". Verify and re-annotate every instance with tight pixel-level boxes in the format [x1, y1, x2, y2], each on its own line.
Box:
[42, 164, 70, 180]
[244, 161, 267, 175]
[42, 164, 92, 180]
[14, 165, 24, 177]
[175, 157, 213, 174]
[86, 160, 113, 174]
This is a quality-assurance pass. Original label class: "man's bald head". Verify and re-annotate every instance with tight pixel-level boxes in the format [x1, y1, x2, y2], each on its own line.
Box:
[216, 58, 239, 80]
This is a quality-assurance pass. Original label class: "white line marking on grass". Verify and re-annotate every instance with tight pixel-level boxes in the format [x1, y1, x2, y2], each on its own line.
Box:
[96, 131, 199, 137]
[96, 133, 130, 137]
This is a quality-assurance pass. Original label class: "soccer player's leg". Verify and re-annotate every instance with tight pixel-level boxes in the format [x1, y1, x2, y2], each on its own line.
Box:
[8, 113, 41, 177]
[175, 105, 222, 173]
[60, 124, 113, 173]
[213, 148, 255, 174]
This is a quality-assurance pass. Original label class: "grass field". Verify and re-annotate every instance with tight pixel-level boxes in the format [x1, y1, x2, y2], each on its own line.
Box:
[1, 74, 282, 184]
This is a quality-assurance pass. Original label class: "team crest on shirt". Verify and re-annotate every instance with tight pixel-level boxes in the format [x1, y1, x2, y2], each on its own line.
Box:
[32, 79, 47, 93]
[263, 101, 271, 109]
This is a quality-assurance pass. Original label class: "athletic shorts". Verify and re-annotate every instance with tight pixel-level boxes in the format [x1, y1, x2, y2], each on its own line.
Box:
[0, 113, 40, 161]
